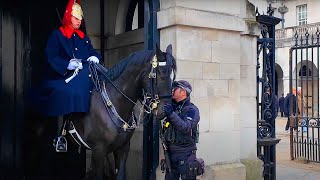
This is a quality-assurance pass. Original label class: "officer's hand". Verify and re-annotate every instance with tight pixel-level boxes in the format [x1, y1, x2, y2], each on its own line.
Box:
[163, 103, 174, 115]
[87, 56, 99, 63]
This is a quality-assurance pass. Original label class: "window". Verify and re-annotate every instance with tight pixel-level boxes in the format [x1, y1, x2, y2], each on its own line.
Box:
[125, 0, 144, 32]
[297, 4, 307, 25]
[299, 65, 312, 77]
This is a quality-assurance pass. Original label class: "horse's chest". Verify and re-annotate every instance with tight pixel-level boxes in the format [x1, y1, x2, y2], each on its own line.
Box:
[107, 131, 134, 152]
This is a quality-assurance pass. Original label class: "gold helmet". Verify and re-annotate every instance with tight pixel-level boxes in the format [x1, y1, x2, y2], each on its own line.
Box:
[71, 3, 83, 20]
[62, 0, 84, 25]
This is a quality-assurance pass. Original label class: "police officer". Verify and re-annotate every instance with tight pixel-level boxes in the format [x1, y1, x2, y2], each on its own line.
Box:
[162, 80, 200, 180]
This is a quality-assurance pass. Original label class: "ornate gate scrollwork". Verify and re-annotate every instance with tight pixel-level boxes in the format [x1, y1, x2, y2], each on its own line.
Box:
[256, 4, 281, 180]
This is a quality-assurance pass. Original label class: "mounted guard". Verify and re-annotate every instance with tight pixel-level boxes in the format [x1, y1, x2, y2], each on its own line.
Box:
[30, 0, 101, 152]
[27, 0, 176, 179]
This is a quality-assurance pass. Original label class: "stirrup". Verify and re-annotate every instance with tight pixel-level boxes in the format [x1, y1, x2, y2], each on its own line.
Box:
[53, 119, 68, 152]
[53, 135, 67, 152]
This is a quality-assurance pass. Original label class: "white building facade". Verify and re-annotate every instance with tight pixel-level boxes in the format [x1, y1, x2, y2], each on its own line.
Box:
[259, 0, 320, 116]
[255, 0, 320, 96]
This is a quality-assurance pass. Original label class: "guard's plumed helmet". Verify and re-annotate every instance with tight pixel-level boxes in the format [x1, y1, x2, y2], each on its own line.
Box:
[62, 0, 83, 25]
[172, 80, 192, 95]
[72, 3, 83, 20]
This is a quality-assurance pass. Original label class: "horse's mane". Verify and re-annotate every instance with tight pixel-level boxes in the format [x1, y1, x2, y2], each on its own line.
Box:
[105, 50, 155, 80]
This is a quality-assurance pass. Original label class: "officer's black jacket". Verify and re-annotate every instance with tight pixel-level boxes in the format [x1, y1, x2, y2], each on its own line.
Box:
[164, 97, 200, 152]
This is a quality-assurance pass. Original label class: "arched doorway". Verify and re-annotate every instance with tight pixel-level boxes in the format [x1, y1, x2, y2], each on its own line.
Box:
[293, 60, 319, 116]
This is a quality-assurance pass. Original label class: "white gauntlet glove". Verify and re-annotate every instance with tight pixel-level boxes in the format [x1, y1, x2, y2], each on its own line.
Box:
[87, 56, 99, 63]
[65, 58, 82, 83]
[67, 59, 83, 70]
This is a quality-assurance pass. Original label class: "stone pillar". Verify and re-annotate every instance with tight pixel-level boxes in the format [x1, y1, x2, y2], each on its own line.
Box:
[239, 1, 263, 180]
[157, 0, 263, 179]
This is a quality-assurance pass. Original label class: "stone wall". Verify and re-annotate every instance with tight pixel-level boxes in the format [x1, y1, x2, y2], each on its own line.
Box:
[157, 0, 261, 179]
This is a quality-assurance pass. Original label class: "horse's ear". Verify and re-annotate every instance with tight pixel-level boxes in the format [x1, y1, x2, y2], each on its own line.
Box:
[155, 43, 165, 61]
[166, 44, 172, 55]
[156, 43, 161, 54]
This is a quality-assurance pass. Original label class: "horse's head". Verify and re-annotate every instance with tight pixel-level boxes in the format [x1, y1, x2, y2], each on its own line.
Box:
[142, 44, 176, 119]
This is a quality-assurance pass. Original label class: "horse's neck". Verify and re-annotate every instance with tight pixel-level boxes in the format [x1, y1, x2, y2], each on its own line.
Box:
[106, 69, 143, 118]
[117, 69, 142, 97]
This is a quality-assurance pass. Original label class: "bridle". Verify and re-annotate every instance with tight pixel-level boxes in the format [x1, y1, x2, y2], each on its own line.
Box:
[89, 54, 173, 130]
[143, 55, 173, 112]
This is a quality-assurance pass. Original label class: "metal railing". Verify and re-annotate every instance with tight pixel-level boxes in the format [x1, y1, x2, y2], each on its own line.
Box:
[276, 23, 320, 40]
[289, 29, 320, 163]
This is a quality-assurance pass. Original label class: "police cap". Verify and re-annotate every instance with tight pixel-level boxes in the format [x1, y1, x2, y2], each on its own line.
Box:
[172, 80, 192, 95]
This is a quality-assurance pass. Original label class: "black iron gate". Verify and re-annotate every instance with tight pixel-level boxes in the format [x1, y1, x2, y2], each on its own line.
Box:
[143, 0, 160, 179]
[289, 29, 320, 163]
[256, 5, 281, 180]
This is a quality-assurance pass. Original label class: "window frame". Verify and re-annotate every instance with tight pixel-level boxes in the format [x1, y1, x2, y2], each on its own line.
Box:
[299, 65, 312, 77]
[296, 4, 307, 26]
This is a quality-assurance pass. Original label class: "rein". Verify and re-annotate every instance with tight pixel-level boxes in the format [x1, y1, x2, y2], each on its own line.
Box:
[88, 55, 167, 130]
[90, 63, 146, 110]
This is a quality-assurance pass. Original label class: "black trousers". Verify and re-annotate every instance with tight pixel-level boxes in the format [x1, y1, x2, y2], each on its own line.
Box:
[165, 151, 196, 180]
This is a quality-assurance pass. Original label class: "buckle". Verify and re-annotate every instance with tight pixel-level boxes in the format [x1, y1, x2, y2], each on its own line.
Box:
[107, 100, 112, 106]
[179, 160, 185, 165]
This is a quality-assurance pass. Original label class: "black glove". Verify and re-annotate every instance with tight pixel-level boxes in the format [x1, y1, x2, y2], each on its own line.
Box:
[163, 103, 174, 115]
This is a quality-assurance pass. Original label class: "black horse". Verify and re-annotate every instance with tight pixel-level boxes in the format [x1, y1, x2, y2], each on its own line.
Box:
[24, 44, 176, 180]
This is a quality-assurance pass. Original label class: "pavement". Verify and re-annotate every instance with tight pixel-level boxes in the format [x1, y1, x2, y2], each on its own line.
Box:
[275, 117, 320, 180]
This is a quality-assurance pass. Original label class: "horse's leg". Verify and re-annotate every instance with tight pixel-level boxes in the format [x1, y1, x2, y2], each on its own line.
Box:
[91, 145, 107, 180]
[104, 153, 116, 179]
[114, 140, 131, 180]
[24, 112, 57, 179]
